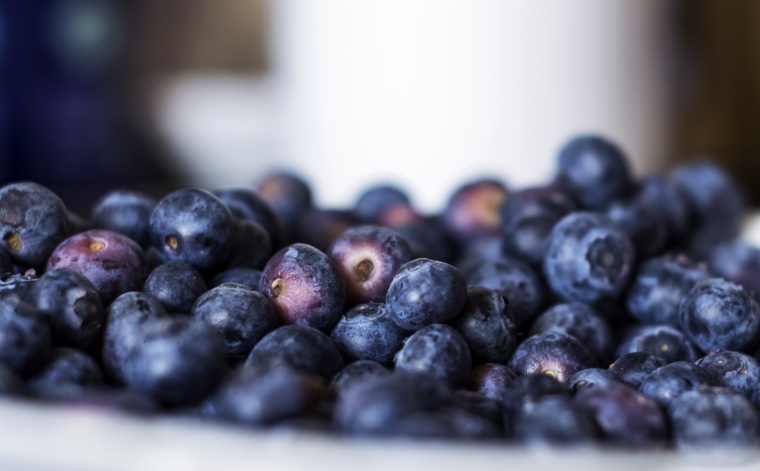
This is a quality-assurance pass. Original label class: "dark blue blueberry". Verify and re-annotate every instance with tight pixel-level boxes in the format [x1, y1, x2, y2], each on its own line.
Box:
[573, 383, 667, 447]
[213, 187, 283, 249]
[150, 188, 236, 271]
[568, 368, 623, 393]
[0, 182, 70, 268]
[529, 302, 614, 365]
[353, 184, 410, 224]
[386, 408, 502, 440]
[638, 361, 711, 408]
[46, 229, 149, 306]
[554, 135, 632, 210]
[295, 209, 354, 253]
[449, 286, 517, 364]
[28, 269, 104, 349]
[386, 258, 467, 331]
[609, 352, 667, 388]
[0, 363, 24, 396]
[394, 324, 471, 388]
[328, 226, 412, 304]
[463, 257, 546, 327]
[500, 185, 577, 266]
[0, 301, 51, 377]
[626, 254, 710, 327]
[0, 271, 38, 304]
[679, 278, 760, 353]
[442, 179, 507, 243]
[209, 267, 262, 290]
[191, 283, 277, 359]
[543, 212, 635, 304]
[508, 332, 597, 383]
[455, 238, 503, 269]
[394, 221, 456, 264]
[90, 190, 157, 249]
[329, 360, 391, 397]
[329, 302, 409, 365]
[143, 262, 207, 314]
[0, 248, 12, 274]
[223, 220, 272, 270]
[616, 325, 699, 364]
[606, 193, 669, 259]
[450, 390, 504, 428]
[637, 175, 692, 244]
[463, 363, 518, 402]
[259, 243, 345, 332]
[500, 374, 569, 436]
[246, 325, 344, 381]
[26, 348, 103, 398]
[696, 351, 760, 407]
[513, 395, 599, 446]
[709, 241, 760, 302]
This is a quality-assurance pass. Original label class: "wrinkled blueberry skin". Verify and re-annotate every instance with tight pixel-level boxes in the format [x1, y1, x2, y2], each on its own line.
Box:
[609, 352, 667, 389]
[574, 383, 667, 447]
[257, 172, 313, 230]
[295, 209, 353, 253]
[386, 258, 467, 332]
[0, 182, 70, 268]
[554, 135, 632, 210]
[353, 185, 410, 224]
[709, 241, 760, 302]
[0, 363, 24, 396]
[606, 195, 668, 260]
[668, 386, 760, 450]
[616, 325, 699, 364]
[395, 221, 456, 264]
[150, 188, 236, 271]
[328, 226, 412, 304]
[329, 302, 409, 366]
[210, 267, 262, 290]
[191, 283, 277, 360]
[508, 332, 597, 383]
[442, 179, 507, 243]
[449, 286, 517, 364]
[513, 395, 599, 446]
[91, 190, 156, 249]
[626, 254, 710, 327]
[0, 301, 51, 377]
[500, 185, 577, 266]
[637, 175, 692, 244]
[329, 360, 391, 397]
[568, 368, 623, 393]
[696, 351, 760, 407]
[47, 230, 148, 306]
[28, 269, 104, 349]
[246, 325, 344, 381]
[638, 361, 711, 408]
[679, 278, 760, 353]
[395, 324, 472, 388]
[224, 220, 272, 270]
[213, 187, 283, 249]
[463, 363, 518, 403]
[211, 362, 324, 426]
[259, 243, 346, 333]
[143, 262, 207, 314]
[27, 348, 103, 398]
[463, 258, 545, 327]
[544, 212, 635, 304]
[529, 302, 614, 365]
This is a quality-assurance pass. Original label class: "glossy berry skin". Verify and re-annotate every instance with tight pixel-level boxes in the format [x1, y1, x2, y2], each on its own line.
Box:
[90, 190, 156, 249]
[554, 135, 632, 210]
[449, 286, 517, 364]
[150, 188, 236, 271]
[353, 185, 410, 224]
[46, 230, 148, 306]
[609, 352, 667, 389]
[191, 283, 277, 360]
[329, 302, 409, 366]
[508, 332, 597, 383]
[328, 226, 412, 304]
[143, 262, 207, 314]
[442, 179, 507, 243]
[616, 325, 699, 364]
[638, 361, 711, 408]
[259, 243, 346, 333]
[246, 325, 344, 381]
[256, 172, 313, 229]
[626, 254, 710, 327]
[213, 187, 283, 249]
[224, 220, 272, 270]
[0, 182, 70, 268]
[27, 348, 103, 397]
[543, 212, 635, 304]
[464, 363, 518, 403]
[709, 241, 760, 302]
[0, 363, 24, 396]
[330, 360, 391, 396]
[210, 267, 262, 290]
[568, 368, 623, 393]
[386, 258, 467, 331]
[679, 278, 760, 353]
[0, 301, 51, 377]
[696, 351, 760, 407]
[529, 302, 614, 365]
[28, 269, 104, 349]
[395, 324, 471, 388]
[500, 185, 577, 266]
[606, 195, 668, 260]
[513, 395, 599, 446]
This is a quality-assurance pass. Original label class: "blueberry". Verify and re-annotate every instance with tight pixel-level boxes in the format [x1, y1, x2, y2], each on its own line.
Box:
[609, 352, 667, 388]
[394, 221, 456, 264]
[0, 271, 38, 304]
[328, 226, 412, 304]
[386, 258, 467, 331]
[330, 360, 391, 397]
[500, 374, 569, 435]
[554, 135, 632, 210]
[0, 248, 12, 274]
[256, 172, 313, 230]
[150, 188, 236, 270]
[209, 267, 262, 290]
[394, 324, 471, 388]
[638, 361, 711, 408]
[513, 395, 599, 446]
[637, 175, 692, 244]
[0, 301, 51, 377]
[386, 409, 501, 440]
[143, 262, 207, 314]
[213, 187, 283, 249]
[543, 212, 635, 304]
[259, 243, 345, 332]
[0, 182, 70, 268]
[606, 193, 669, 259]
[0, 363, 24, 396]
[679, 278, 760, 353]
[709, 241, 760, 302]
[191, 283, 277, 359]
[529, 302, 614, 365]
[46, 229, 149, 306]
[442, 179, 507, 243]
[353, 184, 410, 224]
[26, 348, 103, 398]
[246, 325, 344, 381]
[28, 268, 104, 348]
[377, 202, 423, 229]
[616, 325, 699, 364]
[223, 219, 272, 271]
[56, 387, 159, 414]
[295, 209, 354, 252]
[508, 332, 597, 383]
[449, 286, 517, 364]
[90, 190, 156, 249]
[329, 302, 409, 365]
[463, 363, 518, 403]
[696, 351, 760, 407]
[568, 368, 623, 393]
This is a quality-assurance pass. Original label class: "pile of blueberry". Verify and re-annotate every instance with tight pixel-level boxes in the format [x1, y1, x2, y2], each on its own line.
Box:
[1, 135, 760, 450]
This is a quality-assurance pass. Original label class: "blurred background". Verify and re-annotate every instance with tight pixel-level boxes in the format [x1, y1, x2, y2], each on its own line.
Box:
[0, 0, 759, 214]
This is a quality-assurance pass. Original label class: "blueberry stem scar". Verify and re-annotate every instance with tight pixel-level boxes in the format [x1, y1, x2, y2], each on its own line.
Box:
[354, 259, 374, 281]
